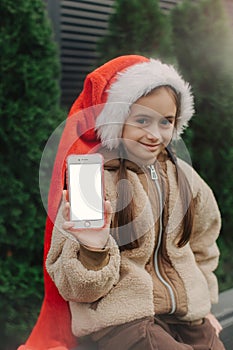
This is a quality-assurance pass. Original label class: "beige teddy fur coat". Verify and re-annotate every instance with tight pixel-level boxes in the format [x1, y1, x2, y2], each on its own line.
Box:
[46, 157, 221, 338]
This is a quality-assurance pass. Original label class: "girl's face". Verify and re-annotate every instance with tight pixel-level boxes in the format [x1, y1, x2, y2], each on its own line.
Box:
[122, 87, 177, 165]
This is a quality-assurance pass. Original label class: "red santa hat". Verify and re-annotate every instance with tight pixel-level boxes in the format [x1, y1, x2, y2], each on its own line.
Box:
[18, 55, 194, 350]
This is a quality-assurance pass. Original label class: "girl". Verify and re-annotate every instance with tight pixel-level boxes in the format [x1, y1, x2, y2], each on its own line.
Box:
[19, 55, 225, 350]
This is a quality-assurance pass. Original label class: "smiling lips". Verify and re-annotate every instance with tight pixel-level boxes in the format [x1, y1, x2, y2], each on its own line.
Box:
[140, 142, 161, 151]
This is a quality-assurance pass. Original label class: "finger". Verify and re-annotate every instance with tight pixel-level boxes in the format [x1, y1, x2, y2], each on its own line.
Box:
[105, 200, 112, 227]
[62, 190, 67, 203]
[217, 323, 222, 335]
[105, 200, 112, 214]
[63, 221, 75, 230]
[213, 318, 222, 333]
[62, 190, 71, 219]
[62, 201, 70, 221]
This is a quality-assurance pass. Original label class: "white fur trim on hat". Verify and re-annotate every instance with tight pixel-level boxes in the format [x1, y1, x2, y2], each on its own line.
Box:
[95, 58, 194, 149]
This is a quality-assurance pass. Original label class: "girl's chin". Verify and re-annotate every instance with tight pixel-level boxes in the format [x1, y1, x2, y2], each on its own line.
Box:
[125, 152, 158, 166]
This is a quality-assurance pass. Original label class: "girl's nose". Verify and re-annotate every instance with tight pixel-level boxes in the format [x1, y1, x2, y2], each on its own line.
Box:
[146, 125, 161, 140]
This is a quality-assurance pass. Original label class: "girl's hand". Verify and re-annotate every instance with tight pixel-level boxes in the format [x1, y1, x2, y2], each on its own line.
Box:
[205, 312, 222, 337]
[62, 190, 112, 249]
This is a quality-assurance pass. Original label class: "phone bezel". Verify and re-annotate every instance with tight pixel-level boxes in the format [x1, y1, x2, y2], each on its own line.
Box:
[67, 153, 105, 229]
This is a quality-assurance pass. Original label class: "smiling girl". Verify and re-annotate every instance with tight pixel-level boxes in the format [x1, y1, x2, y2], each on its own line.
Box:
[122, 87, 177, 164]
[19, 55, 225, 350]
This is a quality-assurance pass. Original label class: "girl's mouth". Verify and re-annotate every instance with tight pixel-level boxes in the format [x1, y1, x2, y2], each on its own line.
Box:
[140, 142, 161, 151]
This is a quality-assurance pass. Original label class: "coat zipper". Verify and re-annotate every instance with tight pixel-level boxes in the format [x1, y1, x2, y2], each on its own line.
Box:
[147, 164, 176, 314]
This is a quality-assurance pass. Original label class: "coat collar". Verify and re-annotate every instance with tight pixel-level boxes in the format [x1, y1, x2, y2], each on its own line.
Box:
[99, 146, 172, 174]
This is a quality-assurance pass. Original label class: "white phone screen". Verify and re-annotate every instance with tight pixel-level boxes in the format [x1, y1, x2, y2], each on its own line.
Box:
[69, 163, 103, 221]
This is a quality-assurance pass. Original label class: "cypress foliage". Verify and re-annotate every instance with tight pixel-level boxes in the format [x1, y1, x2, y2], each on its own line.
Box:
[0, 0, 62, 348]
[171, 0, 233, 290]
[97, 0, 173, 63]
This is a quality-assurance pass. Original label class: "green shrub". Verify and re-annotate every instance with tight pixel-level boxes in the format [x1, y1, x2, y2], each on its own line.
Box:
[0, 0, 62, 348]
[97, 0, 173, 63]
[171, 0, 233, 290]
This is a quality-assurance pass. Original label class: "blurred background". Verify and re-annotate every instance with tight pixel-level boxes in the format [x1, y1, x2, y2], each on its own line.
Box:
[1, 0, 233, 349]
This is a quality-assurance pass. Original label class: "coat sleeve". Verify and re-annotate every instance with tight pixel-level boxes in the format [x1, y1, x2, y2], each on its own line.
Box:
[46, 206, 121, 303]
[189, 174, 221, 304]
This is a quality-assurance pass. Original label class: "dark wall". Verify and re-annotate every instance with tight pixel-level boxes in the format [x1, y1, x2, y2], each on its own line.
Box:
[46, 0, 114, 108]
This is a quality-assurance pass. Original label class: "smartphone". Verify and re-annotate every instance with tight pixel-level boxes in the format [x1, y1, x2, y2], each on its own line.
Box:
[67, 153, 105, 229]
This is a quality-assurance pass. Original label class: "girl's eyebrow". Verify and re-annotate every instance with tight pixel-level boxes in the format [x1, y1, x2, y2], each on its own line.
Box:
[164, 115, 176, 119]
[130, 111, 160, 118]
[133, 114, 152, 118]
[132, 114, 176, 119]
[129, 109, 176, 120]
[127, 113, 153, 121]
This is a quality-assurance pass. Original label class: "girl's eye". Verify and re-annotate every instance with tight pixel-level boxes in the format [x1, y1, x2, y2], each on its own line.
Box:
[160, 118, 174, 127]
[135, 117, 150, 125]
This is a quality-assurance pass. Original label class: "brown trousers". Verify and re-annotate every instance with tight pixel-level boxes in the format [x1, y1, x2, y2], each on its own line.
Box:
[82, 316, 226, 350]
